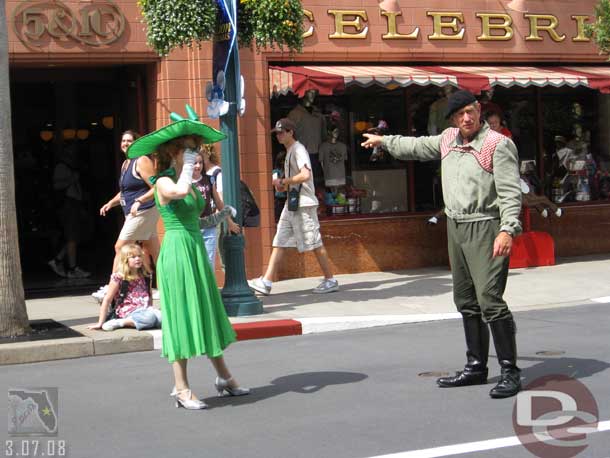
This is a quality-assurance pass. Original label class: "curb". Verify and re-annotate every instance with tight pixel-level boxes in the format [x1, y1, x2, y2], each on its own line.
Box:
[0, 314, 462, 364]
[145, 313, 462, 350]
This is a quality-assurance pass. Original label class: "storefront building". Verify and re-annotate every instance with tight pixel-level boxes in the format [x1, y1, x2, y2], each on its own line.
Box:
[6, 0, 610, 293]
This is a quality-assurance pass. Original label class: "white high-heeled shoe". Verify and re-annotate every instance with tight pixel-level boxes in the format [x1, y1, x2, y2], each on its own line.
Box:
[170, 387, 208, 410]
[214, 376, 250, 397]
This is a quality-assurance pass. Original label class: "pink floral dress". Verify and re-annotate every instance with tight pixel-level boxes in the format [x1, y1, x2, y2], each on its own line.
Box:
[110, 273, 151, 318]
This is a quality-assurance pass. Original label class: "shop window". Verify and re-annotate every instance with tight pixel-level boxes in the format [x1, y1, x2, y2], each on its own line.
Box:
[270, 85, 409, 219]
[540, 87, 599, 203]
[269, 77, 610, 221]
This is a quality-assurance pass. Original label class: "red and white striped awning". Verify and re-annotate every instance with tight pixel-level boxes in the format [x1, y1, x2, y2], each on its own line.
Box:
[269, 65, 610, 97]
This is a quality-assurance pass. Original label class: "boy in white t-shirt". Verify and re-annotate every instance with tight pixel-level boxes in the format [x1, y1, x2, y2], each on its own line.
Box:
[248, 118, 338, 295]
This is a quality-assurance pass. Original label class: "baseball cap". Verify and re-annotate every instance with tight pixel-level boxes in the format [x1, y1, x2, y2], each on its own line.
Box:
[271, 118, 296, 133]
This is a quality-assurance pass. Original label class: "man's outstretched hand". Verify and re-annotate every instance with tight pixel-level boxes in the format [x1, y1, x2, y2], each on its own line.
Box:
[361, 133, 383, 149]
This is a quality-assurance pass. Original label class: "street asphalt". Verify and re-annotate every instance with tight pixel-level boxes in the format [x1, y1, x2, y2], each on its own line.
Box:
[1, 304, 609, 458]
[2, 254, 610, 365]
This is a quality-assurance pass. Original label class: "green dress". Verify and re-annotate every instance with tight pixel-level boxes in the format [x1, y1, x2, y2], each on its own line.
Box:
[153, 170, 236, 362]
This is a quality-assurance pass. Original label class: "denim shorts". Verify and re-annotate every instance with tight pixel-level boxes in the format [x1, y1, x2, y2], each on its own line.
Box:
[128, 307, 162, 330]
[200, 226, 218, 267]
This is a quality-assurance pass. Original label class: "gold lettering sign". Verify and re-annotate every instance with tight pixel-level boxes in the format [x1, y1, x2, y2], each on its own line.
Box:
[476, 13, 513, 41]
[571, 15, 591, 42]
[525, 14, 566, 42]
[303, 9, 315, 39]
[427, 12, 465, 40]
[381, 11, 419, 40]
[13, 0, 125, 48]
[328, 10, 369, 39]
[302, 8, 593, 45]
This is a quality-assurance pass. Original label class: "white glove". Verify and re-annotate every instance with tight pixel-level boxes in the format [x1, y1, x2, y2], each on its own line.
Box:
[177, 148, 198, 193]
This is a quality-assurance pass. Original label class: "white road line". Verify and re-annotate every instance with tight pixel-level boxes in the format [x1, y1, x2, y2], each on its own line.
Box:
[369, 420, 610, 458]
[591, 296, 610, 303]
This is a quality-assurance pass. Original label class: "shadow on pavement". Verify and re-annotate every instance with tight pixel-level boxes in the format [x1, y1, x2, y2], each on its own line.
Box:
[203, 371, 368, 408]
[259, 272, 455, 312]
[518, 355, 610, 383]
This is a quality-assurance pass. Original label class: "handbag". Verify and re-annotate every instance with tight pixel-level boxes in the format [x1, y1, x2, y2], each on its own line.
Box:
[286, 150, 302, 212]
[287, 184, 302, 211]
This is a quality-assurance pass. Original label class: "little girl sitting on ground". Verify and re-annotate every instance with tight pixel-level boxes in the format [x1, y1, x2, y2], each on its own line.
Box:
[88, 243, 161, 332]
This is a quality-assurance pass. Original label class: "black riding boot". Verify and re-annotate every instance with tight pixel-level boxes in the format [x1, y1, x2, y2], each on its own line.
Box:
[489, 317, 521, 398]
[437, 315, 489, 387]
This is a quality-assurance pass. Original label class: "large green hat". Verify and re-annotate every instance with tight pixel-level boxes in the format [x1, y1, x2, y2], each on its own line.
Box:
[127, 104, 226, 158]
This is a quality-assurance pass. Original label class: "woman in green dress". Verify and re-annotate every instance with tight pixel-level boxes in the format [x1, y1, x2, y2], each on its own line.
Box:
[128, 108, 249, 410]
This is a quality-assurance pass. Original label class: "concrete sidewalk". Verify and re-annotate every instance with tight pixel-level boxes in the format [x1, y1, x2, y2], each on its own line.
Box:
[3, 254, 610, 365]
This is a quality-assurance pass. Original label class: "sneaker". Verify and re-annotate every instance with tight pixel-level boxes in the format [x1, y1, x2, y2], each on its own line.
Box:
[102, 319, 126, 331]
[91, 285, 108, 303]
[47, 259, 66, 277]
[67, 266, 91, 279]
[152, 288, 160, 300]
[248, 277, 271, 295]
[313, 278, 339, 294]
[540, 209, 549, 218]
[555, 208, 563, 217]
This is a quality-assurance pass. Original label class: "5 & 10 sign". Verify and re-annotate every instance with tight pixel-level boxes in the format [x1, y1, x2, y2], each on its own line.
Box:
[12, 1, 125, 48]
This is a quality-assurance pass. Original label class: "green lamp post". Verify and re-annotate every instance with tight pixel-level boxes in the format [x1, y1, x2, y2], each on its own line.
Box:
[215, 0, 262, 316]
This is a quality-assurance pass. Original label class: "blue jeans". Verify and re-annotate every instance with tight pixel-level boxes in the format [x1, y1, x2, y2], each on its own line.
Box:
[201, 226, 217, 268]
[128, 307, 162, 330]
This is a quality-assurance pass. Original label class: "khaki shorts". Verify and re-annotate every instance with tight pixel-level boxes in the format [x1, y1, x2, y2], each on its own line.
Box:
[273, 205, 323, 253]
[118, 205, 160, 241]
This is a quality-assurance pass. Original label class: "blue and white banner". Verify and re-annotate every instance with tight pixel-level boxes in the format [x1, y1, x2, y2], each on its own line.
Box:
[208, 0, 245, 118]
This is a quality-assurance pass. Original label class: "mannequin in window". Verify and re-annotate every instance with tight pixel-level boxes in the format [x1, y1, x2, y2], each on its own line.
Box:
[567, 124, 589, 162]
[427, 86, 454, 135]
[288, 89, 327, 185]
[318, 127, 348, 192]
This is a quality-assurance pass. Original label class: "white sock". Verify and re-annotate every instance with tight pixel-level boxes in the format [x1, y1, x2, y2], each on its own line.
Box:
[262, 278, 272, 287]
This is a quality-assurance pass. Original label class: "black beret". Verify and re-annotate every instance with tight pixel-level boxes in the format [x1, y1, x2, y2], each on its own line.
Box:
[445, 90, 477, 119]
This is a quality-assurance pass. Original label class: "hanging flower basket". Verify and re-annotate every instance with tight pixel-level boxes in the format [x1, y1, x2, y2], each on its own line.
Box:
[585, 0, 610, 58]
[138, 0, 303, 57]
[238, 0, 303, 52]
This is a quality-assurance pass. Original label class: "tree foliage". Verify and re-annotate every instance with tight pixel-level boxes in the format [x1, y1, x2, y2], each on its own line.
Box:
[585, 0, 610, 57]
[138, 0, 304, 56]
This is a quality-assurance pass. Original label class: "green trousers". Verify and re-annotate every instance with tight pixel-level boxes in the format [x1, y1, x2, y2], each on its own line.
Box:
[447, 218, 512, 322]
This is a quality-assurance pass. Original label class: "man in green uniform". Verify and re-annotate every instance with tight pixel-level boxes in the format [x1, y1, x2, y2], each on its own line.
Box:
[362, 90, 522, 398]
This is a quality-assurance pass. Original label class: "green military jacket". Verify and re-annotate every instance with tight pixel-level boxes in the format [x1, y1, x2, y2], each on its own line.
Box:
[381, 122, 522, 236]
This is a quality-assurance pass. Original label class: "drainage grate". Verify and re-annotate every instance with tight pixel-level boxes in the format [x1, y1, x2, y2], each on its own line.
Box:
[418, 371, 450, 378]
[0, 320, 83, 344]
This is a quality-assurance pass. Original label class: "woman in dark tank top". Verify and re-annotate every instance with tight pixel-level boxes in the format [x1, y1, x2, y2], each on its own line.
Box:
[95, 130, 160, 299]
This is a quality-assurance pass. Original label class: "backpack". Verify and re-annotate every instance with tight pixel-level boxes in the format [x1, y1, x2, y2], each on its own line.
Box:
[240, 180, 260, 228]
[105, 275, 153, 321]
[209, 168, 222, 212]
[210, 168, 260, 228]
